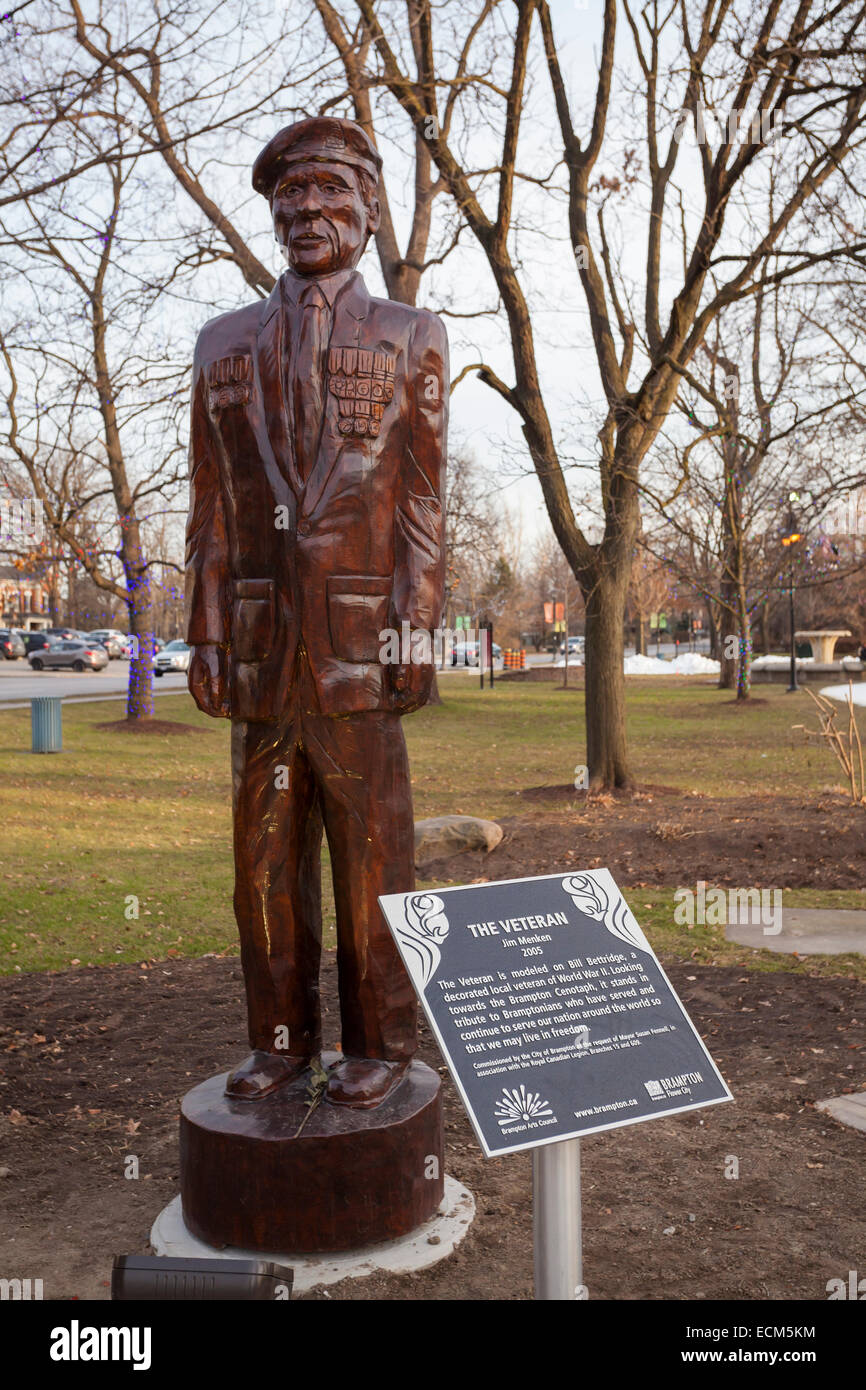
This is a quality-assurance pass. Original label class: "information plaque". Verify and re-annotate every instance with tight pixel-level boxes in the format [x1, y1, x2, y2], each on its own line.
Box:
[380, 869, 732, 1156]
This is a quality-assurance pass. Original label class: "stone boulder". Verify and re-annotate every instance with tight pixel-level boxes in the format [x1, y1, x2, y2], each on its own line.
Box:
[414, 815, 503, 867]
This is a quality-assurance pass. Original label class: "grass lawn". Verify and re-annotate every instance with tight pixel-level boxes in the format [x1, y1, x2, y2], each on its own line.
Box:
[1, 675, 863, 978]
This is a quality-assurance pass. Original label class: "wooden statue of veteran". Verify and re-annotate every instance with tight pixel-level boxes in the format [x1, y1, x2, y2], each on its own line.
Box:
[184, 117, 448, 1108]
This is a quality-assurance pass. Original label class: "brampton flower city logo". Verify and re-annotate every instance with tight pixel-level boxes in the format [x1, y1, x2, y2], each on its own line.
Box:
[561, 872, 650, 953]
[394, 892, 450, 987]
[495, 1085, 554, 1127]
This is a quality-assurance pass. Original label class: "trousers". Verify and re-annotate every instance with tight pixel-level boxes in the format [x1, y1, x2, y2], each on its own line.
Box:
[230, 647, 417, 1061]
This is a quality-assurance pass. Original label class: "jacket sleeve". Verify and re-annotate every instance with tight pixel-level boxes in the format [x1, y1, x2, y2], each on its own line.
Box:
[185, 339, 231, 648]
[391, 308, 448, 633]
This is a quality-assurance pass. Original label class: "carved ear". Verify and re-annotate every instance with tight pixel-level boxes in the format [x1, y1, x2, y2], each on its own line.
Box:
[366, 194, 381, 239]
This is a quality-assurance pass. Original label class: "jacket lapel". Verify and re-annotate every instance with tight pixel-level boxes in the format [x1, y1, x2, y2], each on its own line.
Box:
[301, 272, 370, 516]
[254, 280, 304, 496]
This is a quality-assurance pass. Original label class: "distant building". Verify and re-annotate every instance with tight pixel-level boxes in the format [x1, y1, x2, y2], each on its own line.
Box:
[0, 566, 50, 630]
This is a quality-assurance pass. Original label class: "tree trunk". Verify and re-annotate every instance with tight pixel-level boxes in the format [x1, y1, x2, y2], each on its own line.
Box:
[706, 602, 718, 659]
[67, 559, 77, 628]
[717, 575, 737, 690]
[583, 573, 632, 791]
[760, 598, 770, 655]
[636, 610, 648, 656]
[48, 565, 60, 626]
[735, 586, 751, 701]
[122, 526, 154, 720]
[718, 458, 744, 691]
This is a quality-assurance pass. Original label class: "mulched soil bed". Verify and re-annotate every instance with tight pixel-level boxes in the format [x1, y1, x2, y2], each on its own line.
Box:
[1, 953, 863, 1300]
[422, 791, 866, 889]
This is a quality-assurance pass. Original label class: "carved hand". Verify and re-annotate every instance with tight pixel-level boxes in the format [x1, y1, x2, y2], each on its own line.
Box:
[389, 659, 434, 715]
[189, 643, 230, 719]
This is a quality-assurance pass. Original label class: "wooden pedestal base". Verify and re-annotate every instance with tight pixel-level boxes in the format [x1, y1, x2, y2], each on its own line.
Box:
[179, 1054, 444, 1253]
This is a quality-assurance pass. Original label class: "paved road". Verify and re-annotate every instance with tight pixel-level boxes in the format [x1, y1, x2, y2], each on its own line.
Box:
[0, 660, 188, 707]
[0, 638, 713, 705]
[0, 659, 501, 706]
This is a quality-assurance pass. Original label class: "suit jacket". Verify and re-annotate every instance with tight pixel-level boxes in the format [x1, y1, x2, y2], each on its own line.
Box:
[184, 269, 448, 721]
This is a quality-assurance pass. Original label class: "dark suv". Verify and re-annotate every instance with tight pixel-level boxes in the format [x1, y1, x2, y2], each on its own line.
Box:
[20, 632, 54, 656]
[0, 629, 26, 659]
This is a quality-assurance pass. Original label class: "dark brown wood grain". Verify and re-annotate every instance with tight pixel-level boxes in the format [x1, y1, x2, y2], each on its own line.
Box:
[180, 1058, 444, 1252]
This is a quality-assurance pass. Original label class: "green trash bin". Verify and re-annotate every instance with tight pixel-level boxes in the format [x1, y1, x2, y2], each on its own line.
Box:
[32, 696, 62, 753]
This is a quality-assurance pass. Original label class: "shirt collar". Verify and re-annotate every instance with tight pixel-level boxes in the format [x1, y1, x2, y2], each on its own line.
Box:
[281, 267, 356, 310]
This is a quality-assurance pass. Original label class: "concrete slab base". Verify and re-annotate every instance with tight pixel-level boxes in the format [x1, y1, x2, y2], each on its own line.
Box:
[725, 907, 866, 956]
[150, 1175, 475, 1293]
[816, 1092, 866, 1134]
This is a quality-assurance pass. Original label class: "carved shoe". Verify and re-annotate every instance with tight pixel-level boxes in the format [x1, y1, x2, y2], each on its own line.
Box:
[225, 1050, 309, 1100]
[325, 1057, 410, 1109]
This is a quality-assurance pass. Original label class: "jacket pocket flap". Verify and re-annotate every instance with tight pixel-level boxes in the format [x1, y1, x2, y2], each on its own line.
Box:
[235, 578, 274, 601]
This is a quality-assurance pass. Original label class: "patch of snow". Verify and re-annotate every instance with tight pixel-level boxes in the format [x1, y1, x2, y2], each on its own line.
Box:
[752, 654, 814, 668]
[623, 653, 720, 675]
[820, 684, 866, 707]
[753, 654, 862, 670]
[670, 653, 721, 674]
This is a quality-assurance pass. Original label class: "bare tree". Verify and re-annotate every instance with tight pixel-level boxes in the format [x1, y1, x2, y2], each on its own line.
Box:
[628, 543, 673, 658]
[644, 277, 866, 697]
[341, 0, 866, 785]
[0, 108, 186, 716]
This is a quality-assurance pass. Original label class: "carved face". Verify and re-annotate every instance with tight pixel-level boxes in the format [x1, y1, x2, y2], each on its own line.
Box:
[271, 160, 378, 276]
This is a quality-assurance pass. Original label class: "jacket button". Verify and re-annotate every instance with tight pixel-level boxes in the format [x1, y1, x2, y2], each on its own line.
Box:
[298, 520, 310, 536]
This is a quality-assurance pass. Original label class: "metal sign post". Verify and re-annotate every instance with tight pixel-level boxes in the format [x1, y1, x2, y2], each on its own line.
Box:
[532, 1137, 585, 1300]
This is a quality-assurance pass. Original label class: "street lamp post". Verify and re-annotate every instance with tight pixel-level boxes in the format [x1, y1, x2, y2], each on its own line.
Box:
[563, 582, 569, 689]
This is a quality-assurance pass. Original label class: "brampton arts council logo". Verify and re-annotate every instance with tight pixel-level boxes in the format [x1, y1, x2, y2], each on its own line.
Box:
[495, 1084, 556, 1132]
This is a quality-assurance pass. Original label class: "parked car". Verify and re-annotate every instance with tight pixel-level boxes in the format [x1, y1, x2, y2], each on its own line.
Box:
[29, 639, 109, 672]
[45, 627, 88, 640]
[120, 635, 166, 659]
[451, 640, 503, 667]
[19, 631, 54, 656]
[87, 630, 125, 659]
[154, 639, 191, 676]
[558, 635, 586, 656]
[0, 629, 26, 660]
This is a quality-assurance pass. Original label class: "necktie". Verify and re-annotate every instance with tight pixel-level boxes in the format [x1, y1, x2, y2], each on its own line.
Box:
[293, 283, 328, 483]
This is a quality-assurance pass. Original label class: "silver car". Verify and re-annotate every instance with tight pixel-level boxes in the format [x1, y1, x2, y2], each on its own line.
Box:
[87, 629, 126, 658]
[29, 639, 109, 672]
[154, 640, 191, 676]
